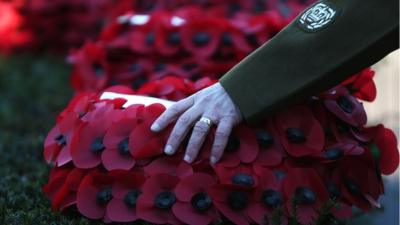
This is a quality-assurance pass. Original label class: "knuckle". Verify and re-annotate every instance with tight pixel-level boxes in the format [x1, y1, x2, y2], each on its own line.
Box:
[212, 142, 225, 150]
[168, 105, 181, 115]
[215, 131, 230, 139]
[177, 114, 191, 124]
[194, 122, 209, 134]
[169, 131, 183, 143]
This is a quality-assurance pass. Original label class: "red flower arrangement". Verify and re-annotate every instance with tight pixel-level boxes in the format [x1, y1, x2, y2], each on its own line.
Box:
[67, 0, 318, 92]
[43, 74, 399, 224]
[37, 1, 398, 224]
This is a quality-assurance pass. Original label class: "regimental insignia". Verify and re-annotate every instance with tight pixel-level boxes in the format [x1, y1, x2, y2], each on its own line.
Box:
[298, 2, 339, 32]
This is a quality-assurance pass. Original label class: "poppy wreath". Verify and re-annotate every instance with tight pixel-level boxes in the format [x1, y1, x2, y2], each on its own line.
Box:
[0, 0, 312, 54]
[68, 0, 316, 92]
[43, 74, 399, 225]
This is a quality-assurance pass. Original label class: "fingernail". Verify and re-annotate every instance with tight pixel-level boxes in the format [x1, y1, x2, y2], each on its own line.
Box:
[184, 155, 192, 163]
[151, 123, 160, 132]
[164, 145, 173, 155]
[210, 156, 217, 164]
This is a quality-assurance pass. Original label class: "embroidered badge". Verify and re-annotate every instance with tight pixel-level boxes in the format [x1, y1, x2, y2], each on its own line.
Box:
[298, 2, 338, 32]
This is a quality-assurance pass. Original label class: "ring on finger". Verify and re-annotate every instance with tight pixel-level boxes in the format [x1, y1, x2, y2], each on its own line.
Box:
[199, 116, 213, 127]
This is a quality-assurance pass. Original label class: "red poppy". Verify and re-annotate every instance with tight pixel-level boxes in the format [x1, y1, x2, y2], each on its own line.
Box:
[58, 92, 98, 121]
[144, 155, 193, 178]
[365, 124, 399, 175]
[282, 168, 329, 224]
[136, 174, 181, 225]
[216, 19, 252, 58]
[181, 17, 223, 58]
[102, 116, 138, 171]
[70, 104, 117, 169]
[44, 112, 81, 166]
[173, 173, 219, 225]
[275, 106, 325, 157]
[208, 184, 253, 225]
[70, 42, 109, 92]
[137, 76, 195, 101]
[154, 13, 184, 56]
[106, 170, 146, 222]
[102, 85, 135, 95]
[129, 103, 171, 159]
[332, 155, 382, 211]
[43, 167, 73, 209]
[214, 164, 258, 188]
[342, 68, 376, 102]
[77, 171, 114, 220]
[323, 86, 367, 127]
[247, 167, 287, 225]
[253, 119, 285, 168]
[112, 59, 154, 90]
[193, 77, 217, 91]
[217, 124, 259, 167]
[128, 14, 160, 54]
[49, 168, 87, 211]
[312, 142, 364, 162]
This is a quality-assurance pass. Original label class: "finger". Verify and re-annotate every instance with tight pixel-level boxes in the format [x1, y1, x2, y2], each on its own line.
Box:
[183, 117, 214, 163]
[164, 106, 202, 155]
[151, 97, 193, 132]
[210, 118, 234, 164]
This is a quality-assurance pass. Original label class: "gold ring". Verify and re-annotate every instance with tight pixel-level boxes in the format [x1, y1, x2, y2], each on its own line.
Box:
[199, 117, 213, 127]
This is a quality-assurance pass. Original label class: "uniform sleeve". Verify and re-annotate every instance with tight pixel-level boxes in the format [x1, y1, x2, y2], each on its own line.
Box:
[219, 0, 399, 124]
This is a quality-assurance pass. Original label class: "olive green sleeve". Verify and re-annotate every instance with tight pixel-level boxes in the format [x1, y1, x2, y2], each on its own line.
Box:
[219, 0, 399, 124]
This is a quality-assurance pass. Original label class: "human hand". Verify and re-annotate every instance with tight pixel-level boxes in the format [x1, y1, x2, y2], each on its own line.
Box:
[150, 82, 242, 164]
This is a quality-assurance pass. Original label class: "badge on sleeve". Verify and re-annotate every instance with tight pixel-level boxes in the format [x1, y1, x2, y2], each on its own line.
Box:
[297, 1, 339, 32]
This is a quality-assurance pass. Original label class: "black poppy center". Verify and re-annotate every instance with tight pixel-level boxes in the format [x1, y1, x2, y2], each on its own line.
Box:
[256, 130, 274, 149]
[117, 138, 130, 155]
[55, 134, 67, 146]
[96, 187, 112, 205]
[182, 63, 198, 71]
[246, 34, 259, 46]
[192, 32, 211, 46]
[124, 189, 142, 208]
[90, 137, 105, 153]
[231, 173, 254, 186]
[92, 63, 103, 76]
[345, 178, 362, 197]
[336, 120, 350, 134]
[253, 0, 266, 13]
[132, 75, 148, 89]
[262, 189, 283, 207]
[154, 191, 176, 209]
[145, 32, 155, 45]
[227, 190, 248, 210]
[323, 148, 344, 160]
[274, 170, 286, 180]
[295, 187, 316, 204]
[326, 182, 341, 199]
[337, 96, 354, 113]
[167, 32, 181, 45]
[221, 32, 233, 46]
[286, 128, 306, 143]
[154, 63, 167, 72]
[129, 63, 141, 73]
[225, 135, 240, 152]
[190, 192, 213, 212]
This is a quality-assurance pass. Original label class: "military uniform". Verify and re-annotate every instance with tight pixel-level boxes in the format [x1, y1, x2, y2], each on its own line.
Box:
[220, 0, 399, 124]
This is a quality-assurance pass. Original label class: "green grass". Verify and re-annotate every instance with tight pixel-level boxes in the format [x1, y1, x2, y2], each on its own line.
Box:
[0, 54, 101, 225]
